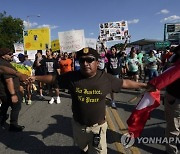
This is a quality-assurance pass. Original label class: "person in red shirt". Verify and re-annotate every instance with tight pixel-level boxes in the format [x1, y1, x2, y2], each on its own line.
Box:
[161, 47, 173, 71]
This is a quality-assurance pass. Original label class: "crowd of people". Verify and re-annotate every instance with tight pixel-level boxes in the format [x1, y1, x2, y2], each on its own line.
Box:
[0, 44, 179, 154]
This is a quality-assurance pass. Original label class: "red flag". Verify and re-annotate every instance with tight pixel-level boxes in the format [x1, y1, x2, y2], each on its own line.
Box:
[127, 91, 160, 138]
[149, 61, 180, 90]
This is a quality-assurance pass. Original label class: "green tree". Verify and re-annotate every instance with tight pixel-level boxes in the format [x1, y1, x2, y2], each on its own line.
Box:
[0, 11, 24, 50]
[114, 42, 130, 51]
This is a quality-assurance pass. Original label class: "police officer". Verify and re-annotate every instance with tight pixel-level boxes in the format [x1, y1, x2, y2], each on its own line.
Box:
[29, 47, 148, 154]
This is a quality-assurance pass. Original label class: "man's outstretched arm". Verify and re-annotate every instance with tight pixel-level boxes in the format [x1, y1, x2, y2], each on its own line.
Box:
[0, 66, 28, 82]
[29, 74, 57, 84]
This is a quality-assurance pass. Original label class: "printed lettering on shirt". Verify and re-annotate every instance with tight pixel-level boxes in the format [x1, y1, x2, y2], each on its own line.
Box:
[76, 87, 102, 103]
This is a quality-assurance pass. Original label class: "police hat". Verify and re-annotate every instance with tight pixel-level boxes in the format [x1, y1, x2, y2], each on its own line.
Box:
[76, 47, 100, 60]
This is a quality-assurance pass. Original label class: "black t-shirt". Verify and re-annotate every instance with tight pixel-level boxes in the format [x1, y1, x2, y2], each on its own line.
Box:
[166, 79, 180, 99]
[41, 58, 60, 75]
[106, 52, 121, 75]
[33, 55, 46, 75]
[57, 70, 123, 126]
[0, 58, 20, 97]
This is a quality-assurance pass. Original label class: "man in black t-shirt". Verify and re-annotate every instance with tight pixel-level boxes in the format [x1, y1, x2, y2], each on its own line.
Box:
[106, 46, 122, 108]
[41, 49, 61, 104]
[29, 47, 148, 154]
[0, 48, 25, 132]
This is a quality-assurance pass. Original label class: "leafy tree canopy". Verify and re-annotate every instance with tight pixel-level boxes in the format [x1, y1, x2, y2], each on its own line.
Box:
[114, 42, 130, 51]
[0, 11, 24, 50]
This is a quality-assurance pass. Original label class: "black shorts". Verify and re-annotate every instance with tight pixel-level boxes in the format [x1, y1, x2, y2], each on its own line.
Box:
[127, 71, 138, 76]
[144, 69, 149, 76]
[47, 80, 59, 89]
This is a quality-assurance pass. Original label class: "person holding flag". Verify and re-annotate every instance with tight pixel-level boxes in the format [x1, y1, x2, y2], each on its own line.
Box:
[127, 45, 180, 154]
[149, 45, 180, 154]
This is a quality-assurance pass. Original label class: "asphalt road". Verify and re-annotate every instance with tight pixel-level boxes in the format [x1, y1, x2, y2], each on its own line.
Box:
[0, 88, 168, 154]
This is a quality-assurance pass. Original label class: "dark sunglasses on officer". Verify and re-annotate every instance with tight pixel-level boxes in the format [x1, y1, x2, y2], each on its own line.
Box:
[79, 56, 96, 64]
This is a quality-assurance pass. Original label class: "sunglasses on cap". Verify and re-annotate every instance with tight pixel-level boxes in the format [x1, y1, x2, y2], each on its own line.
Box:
[79, 57, 96, 64]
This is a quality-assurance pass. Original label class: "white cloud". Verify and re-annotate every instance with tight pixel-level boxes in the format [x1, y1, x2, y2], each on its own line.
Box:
[23, 20, 59, 30]
[160, 15, 180, 23]
[89, 32, 94, 35]
[157, 9, 169, 15]
[38, 24, 59, 29]
[23, 20, 38, 28]
[127, 19, 139, 24]
[50, 25, 59, 29]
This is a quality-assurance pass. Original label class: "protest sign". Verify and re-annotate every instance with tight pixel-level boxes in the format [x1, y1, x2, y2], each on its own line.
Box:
[99, 21, 129, 42]
[85, 38, 97, 49]
[51, 39, 60, 52]
[23, 27, 51, 50]
[58, 29, 85, 53]
[14, 43, 24, 54]
[26, 50, 37, 61]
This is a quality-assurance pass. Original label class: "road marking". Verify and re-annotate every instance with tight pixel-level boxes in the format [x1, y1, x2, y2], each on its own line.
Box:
[106, 108, 126, 154]
[107, 106, 141, 154]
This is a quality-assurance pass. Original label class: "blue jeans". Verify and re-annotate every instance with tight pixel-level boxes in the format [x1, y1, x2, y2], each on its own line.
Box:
[148, 69, 158, 81]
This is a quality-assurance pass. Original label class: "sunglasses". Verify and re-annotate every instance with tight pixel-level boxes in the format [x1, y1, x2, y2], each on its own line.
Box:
[7, 53, 13, 56]
[79, 57, 96, 64]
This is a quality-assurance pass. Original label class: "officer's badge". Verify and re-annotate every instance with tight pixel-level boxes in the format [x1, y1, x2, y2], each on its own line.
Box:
[83, 48, 89, 54]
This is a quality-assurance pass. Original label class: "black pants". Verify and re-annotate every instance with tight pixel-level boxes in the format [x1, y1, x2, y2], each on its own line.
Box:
[0, 92, 22, 125]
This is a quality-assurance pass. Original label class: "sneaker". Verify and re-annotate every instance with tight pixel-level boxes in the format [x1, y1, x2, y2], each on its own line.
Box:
[49, 97, 54, 104]
[40, 94, 43, 97]
[9, 124, 25, 132]
[27, 100, 32, 105]
[56, 96, 61, 104]
[22, 97, 26, 103]
[111, 101, 117, 108]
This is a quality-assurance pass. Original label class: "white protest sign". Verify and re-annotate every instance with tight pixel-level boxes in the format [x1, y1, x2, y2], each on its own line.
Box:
[27, 50, 46, 61]
[85, 38, 97, 49]
[14, 43, 24, 54]
[58, 29, 85, 53]
[26, 50, 37, 61]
